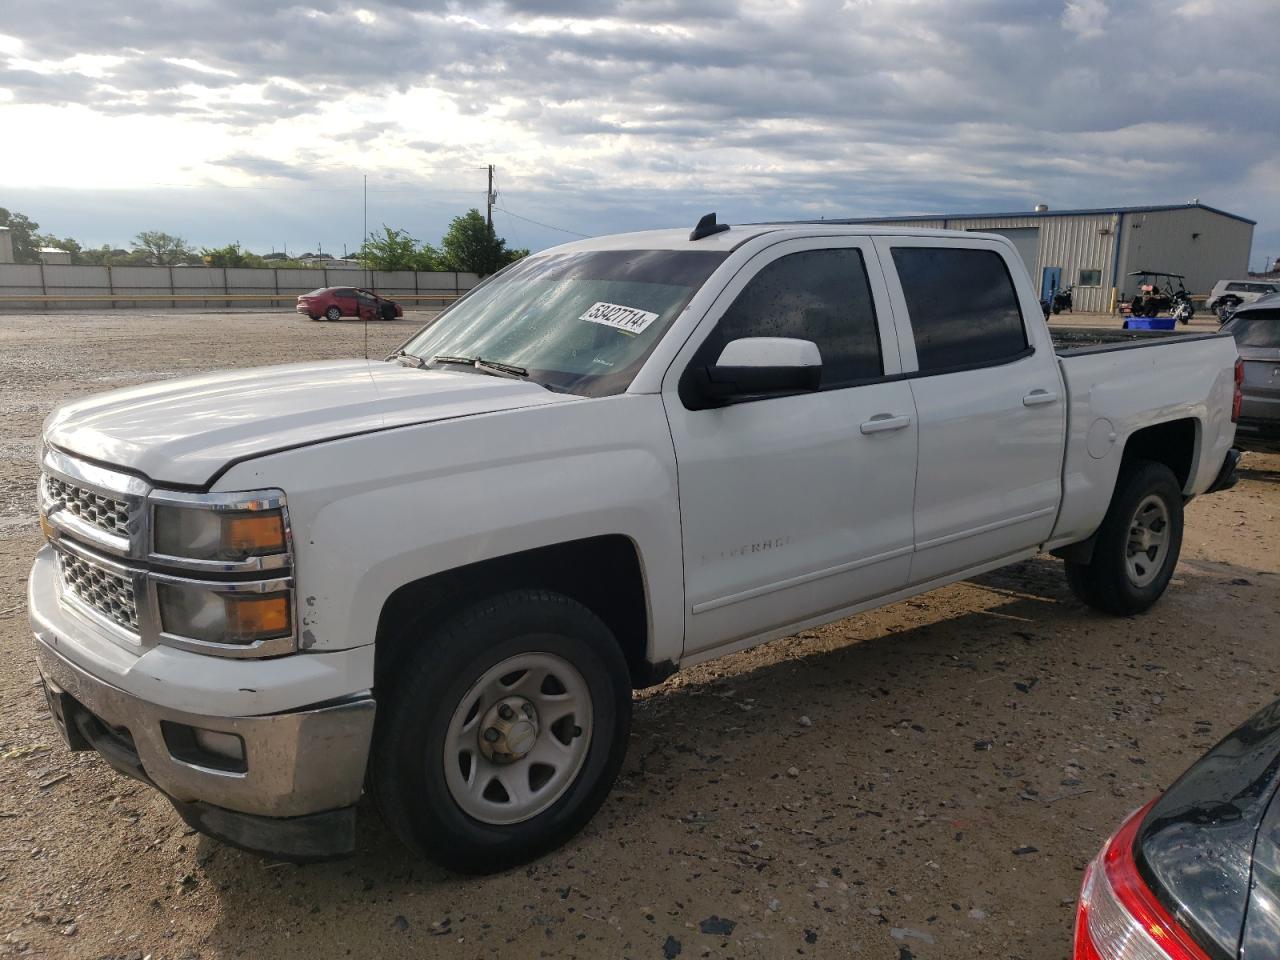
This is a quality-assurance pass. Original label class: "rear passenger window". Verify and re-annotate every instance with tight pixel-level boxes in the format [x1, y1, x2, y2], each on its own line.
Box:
[891, 247, 1028, 373]
[699, 248, 883, 389]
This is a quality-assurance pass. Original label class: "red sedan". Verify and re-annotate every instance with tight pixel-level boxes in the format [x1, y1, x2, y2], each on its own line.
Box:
[295, 287, 404, 322]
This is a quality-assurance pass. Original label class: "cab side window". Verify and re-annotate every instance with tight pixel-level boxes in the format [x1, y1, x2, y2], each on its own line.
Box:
[890, 247, 1028, 373]
[695, 248, 884, 390]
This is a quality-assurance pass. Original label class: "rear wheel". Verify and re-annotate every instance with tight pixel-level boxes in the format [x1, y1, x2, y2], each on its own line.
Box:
[308, 313, 322, 321]
[371, 590, 632, 873]
[1064, 460, 1183, 616]
[325, 305, 342, 321]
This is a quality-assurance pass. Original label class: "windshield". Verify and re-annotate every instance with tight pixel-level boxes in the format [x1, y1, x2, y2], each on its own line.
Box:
[399, 249, 728, 396]
[305, 287, 328, 296]
[1225, 312, 1280, 348]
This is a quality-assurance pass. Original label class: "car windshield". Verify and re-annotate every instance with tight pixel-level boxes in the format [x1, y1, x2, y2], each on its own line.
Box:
[399, 249, 728, 396]
[305, 287, 328, 296]
[1225, 312, 1280, 348]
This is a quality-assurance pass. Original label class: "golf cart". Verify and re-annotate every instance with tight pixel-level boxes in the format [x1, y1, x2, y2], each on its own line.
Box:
[1123, 270, 1194, 322]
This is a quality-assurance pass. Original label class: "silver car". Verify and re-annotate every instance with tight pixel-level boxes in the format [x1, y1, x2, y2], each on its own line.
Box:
[1208, 279, 1280, 314]
[1222, 292, 1280, 451]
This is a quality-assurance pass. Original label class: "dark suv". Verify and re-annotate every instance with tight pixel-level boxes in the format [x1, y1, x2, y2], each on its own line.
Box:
[1222, 292, 1280, 451]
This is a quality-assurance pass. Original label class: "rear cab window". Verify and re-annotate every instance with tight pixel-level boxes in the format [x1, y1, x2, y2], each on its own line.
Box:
[1225, 312, 1280, 349]
[889, 246, 1029, 373]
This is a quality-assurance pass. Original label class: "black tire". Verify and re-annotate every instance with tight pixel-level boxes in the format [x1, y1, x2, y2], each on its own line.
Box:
[325, 305, 342, 321]
[1064, 460, 1183, 616]
[308, 313, 322, 321]
[371, 590, 632, 873]
[380, 303, 397, 321]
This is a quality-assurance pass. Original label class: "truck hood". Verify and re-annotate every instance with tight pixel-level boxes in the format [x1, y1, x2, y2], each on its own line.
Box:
[44, 359, 574, 487]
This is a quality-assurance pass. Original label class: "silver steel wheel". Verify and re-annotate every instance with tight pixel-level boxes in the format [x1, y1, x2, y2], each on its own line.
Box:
[443, 651, 593, 825]
[1125, 494, 1170, 587]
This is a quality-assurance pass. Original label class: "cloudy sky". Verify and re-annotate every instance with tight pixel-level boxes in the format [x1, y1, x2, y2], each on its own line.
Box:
[1, 0, 1277, 265]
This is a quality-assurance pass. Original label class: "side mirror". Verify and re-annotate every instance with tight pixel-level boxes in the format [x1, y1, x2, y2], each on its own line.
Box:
[690, 337, 822, 408]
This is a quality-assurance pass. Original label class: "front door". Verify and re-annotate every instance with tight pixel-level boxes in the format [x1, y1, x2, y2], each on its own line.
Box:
[1041, 266, 1062, 302]
[876, 238, 1065, 584]
[663, 237, 919, 656]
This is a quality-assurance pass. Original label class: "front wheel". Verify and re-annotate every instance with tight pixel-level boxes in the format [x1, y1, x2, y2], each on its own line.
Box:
[371, 590, 632, 873]
[1064, 460, 1183, 616]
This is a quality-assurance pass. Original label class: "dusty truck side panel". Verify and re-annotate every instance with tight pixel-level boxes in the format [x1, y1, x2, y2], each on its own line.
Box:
[213, 393, 685, 667]
[1047, 335, 1238, 550]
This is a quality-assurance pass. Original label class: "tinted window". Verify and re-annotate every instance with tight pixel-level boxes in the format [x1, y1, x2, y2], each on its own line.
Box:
[336, 288, 357, 298]
[1079, 268, 1102, 287]
[891, 247, 1028, 372]
[1225, 313, 1280, 348]
[694, 248, 883, 389]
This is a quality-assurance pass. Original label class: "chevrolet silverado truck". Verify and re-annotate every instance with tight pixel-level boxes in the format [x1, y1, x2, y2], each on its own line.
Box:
[29, 216, 1242, 872]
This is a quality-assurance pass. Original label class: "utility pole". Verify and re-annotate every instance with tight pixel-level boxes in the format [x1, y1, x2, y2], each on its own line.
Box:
[486, 164, 495, 230]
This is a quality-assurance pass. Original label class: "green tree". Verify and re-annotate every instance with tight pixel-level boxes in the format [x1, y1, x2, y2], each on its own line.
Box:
[132, 230, 196, 265]
[439, 209, 526, 275]
[0, 207, 43, 263]
[201, 242, 251, 268]
[358, 225, 421, 272]
[412, 242, 446, 272]
[35, 234, 83, 263]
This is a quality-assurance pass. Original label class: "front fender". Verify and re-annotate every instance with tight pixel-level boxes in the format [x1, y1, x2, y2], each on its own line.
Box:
[214, 395, 685, 667]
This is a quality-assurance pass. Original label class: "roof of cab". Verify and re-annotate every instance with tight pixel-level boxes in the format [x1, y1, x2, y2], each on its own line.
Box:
[544, 222, 1005, 255]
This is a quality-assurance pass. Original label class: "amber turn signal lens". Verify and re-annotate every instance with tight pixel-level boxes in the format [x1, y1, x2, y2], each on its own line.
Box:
[224, 593, 291, 643]
[221, 514, 286, 555]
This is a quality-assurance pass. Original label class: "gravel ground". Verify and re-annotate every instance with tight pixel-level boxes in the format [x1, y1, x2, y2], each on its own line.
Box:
[1, 309, 1276, 960]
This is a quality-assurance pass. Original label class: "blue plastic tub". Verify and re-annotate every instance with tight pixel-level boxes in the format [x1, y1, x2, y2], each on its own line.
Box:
[1123, 316, 1177, 331]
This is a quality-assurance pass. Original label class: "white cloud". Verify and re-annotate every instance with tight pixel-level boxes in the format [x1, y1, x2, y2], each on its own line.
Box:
[0, 0, 1275, 259]
[1062, 0, 1108, 38]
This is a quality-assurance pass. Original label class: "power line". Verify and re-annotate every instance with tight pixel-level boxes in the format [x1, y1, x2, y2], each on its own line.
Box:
[494, 206, 591, 239]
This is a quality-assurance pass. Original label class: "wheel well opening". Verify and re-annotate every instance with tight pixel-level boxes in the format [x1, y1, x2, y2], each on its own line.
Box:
[374, 535, 652, 695]
[1121, 418, 1197, 490]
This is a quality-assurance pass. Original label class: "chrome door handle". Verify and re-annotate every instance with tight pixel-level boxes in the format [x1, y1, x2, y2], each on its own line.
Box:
[1023, 390, 1058, 407]
[860, 414, 912, 434]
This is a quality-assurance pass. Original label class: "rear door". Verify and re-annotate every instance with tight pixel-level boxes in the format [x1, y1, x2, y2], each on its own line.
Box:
[874, 236, 1066, 584]
[663, 237, 918, 656]
[334, 288, 359, 315]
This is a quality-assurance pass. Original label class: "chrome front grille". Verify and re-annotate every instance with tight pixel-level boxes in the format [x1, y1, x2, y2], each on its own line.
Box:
[56, 549, 140, 633]
[43, 473, 132, 539]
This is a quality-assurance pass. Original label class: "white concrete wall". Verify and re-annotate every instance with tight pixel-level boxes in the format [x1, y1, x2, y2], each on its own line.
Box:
[0, 265, 478, 310]
[0, 228, 13, 264]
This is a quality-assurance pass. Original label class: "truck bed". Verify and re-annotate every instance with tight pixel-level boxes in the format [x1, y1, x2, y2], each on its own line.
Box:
[1051, 326, 1231, 355]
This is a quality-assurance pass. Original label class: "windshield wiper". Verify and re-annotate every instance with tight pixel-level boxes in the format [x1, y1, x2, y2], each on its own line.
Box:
[431, 355, 529, 380]
[393, 350, 425, 367]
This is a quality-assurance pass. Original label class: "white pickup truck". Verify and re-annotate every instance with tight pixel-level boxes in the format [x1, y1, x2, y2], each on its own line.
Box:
[29, 216, 1242, 871]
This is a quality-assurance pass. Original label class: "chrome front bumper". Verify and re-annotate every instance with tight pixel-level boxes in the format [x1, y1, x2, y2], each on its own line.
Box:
[30, 541, 376, 857]
[34, 637, 375, 819]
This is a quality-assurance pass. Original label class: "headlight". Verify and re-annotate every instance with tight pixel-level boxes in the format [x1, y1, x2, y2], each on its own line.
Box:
[157, 582, 293, 648]
[153, 498, 288, 564]
[148, 489, 296, 657]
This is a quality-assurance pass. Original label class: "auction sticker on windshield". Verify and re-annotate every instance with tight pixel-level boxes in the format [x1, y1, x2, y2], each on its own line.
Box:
[580, 301, 660, 335]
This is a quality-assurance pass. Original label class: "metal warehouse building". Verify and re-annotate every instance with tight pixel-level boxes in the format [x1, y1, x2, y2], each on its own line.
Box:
[823, 202, 1254, 313]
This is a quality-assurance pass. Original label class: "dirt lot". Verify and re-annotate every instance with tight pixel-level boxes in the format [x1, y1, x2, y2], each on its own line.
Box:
[1, 309, 1277, 960]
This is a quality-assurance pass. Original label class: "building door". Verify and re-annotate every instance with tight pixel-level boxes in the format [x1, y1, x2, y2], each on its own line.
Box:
[1041, 266, 1062, 302]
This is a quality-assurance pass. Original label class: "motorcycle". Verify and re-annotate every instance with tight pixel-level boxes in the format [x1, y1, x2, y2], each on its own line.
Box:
[1216, 295, 1242, 325]
[1171, 289, 1195, 325]
[1051, 285, 1074, 315]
